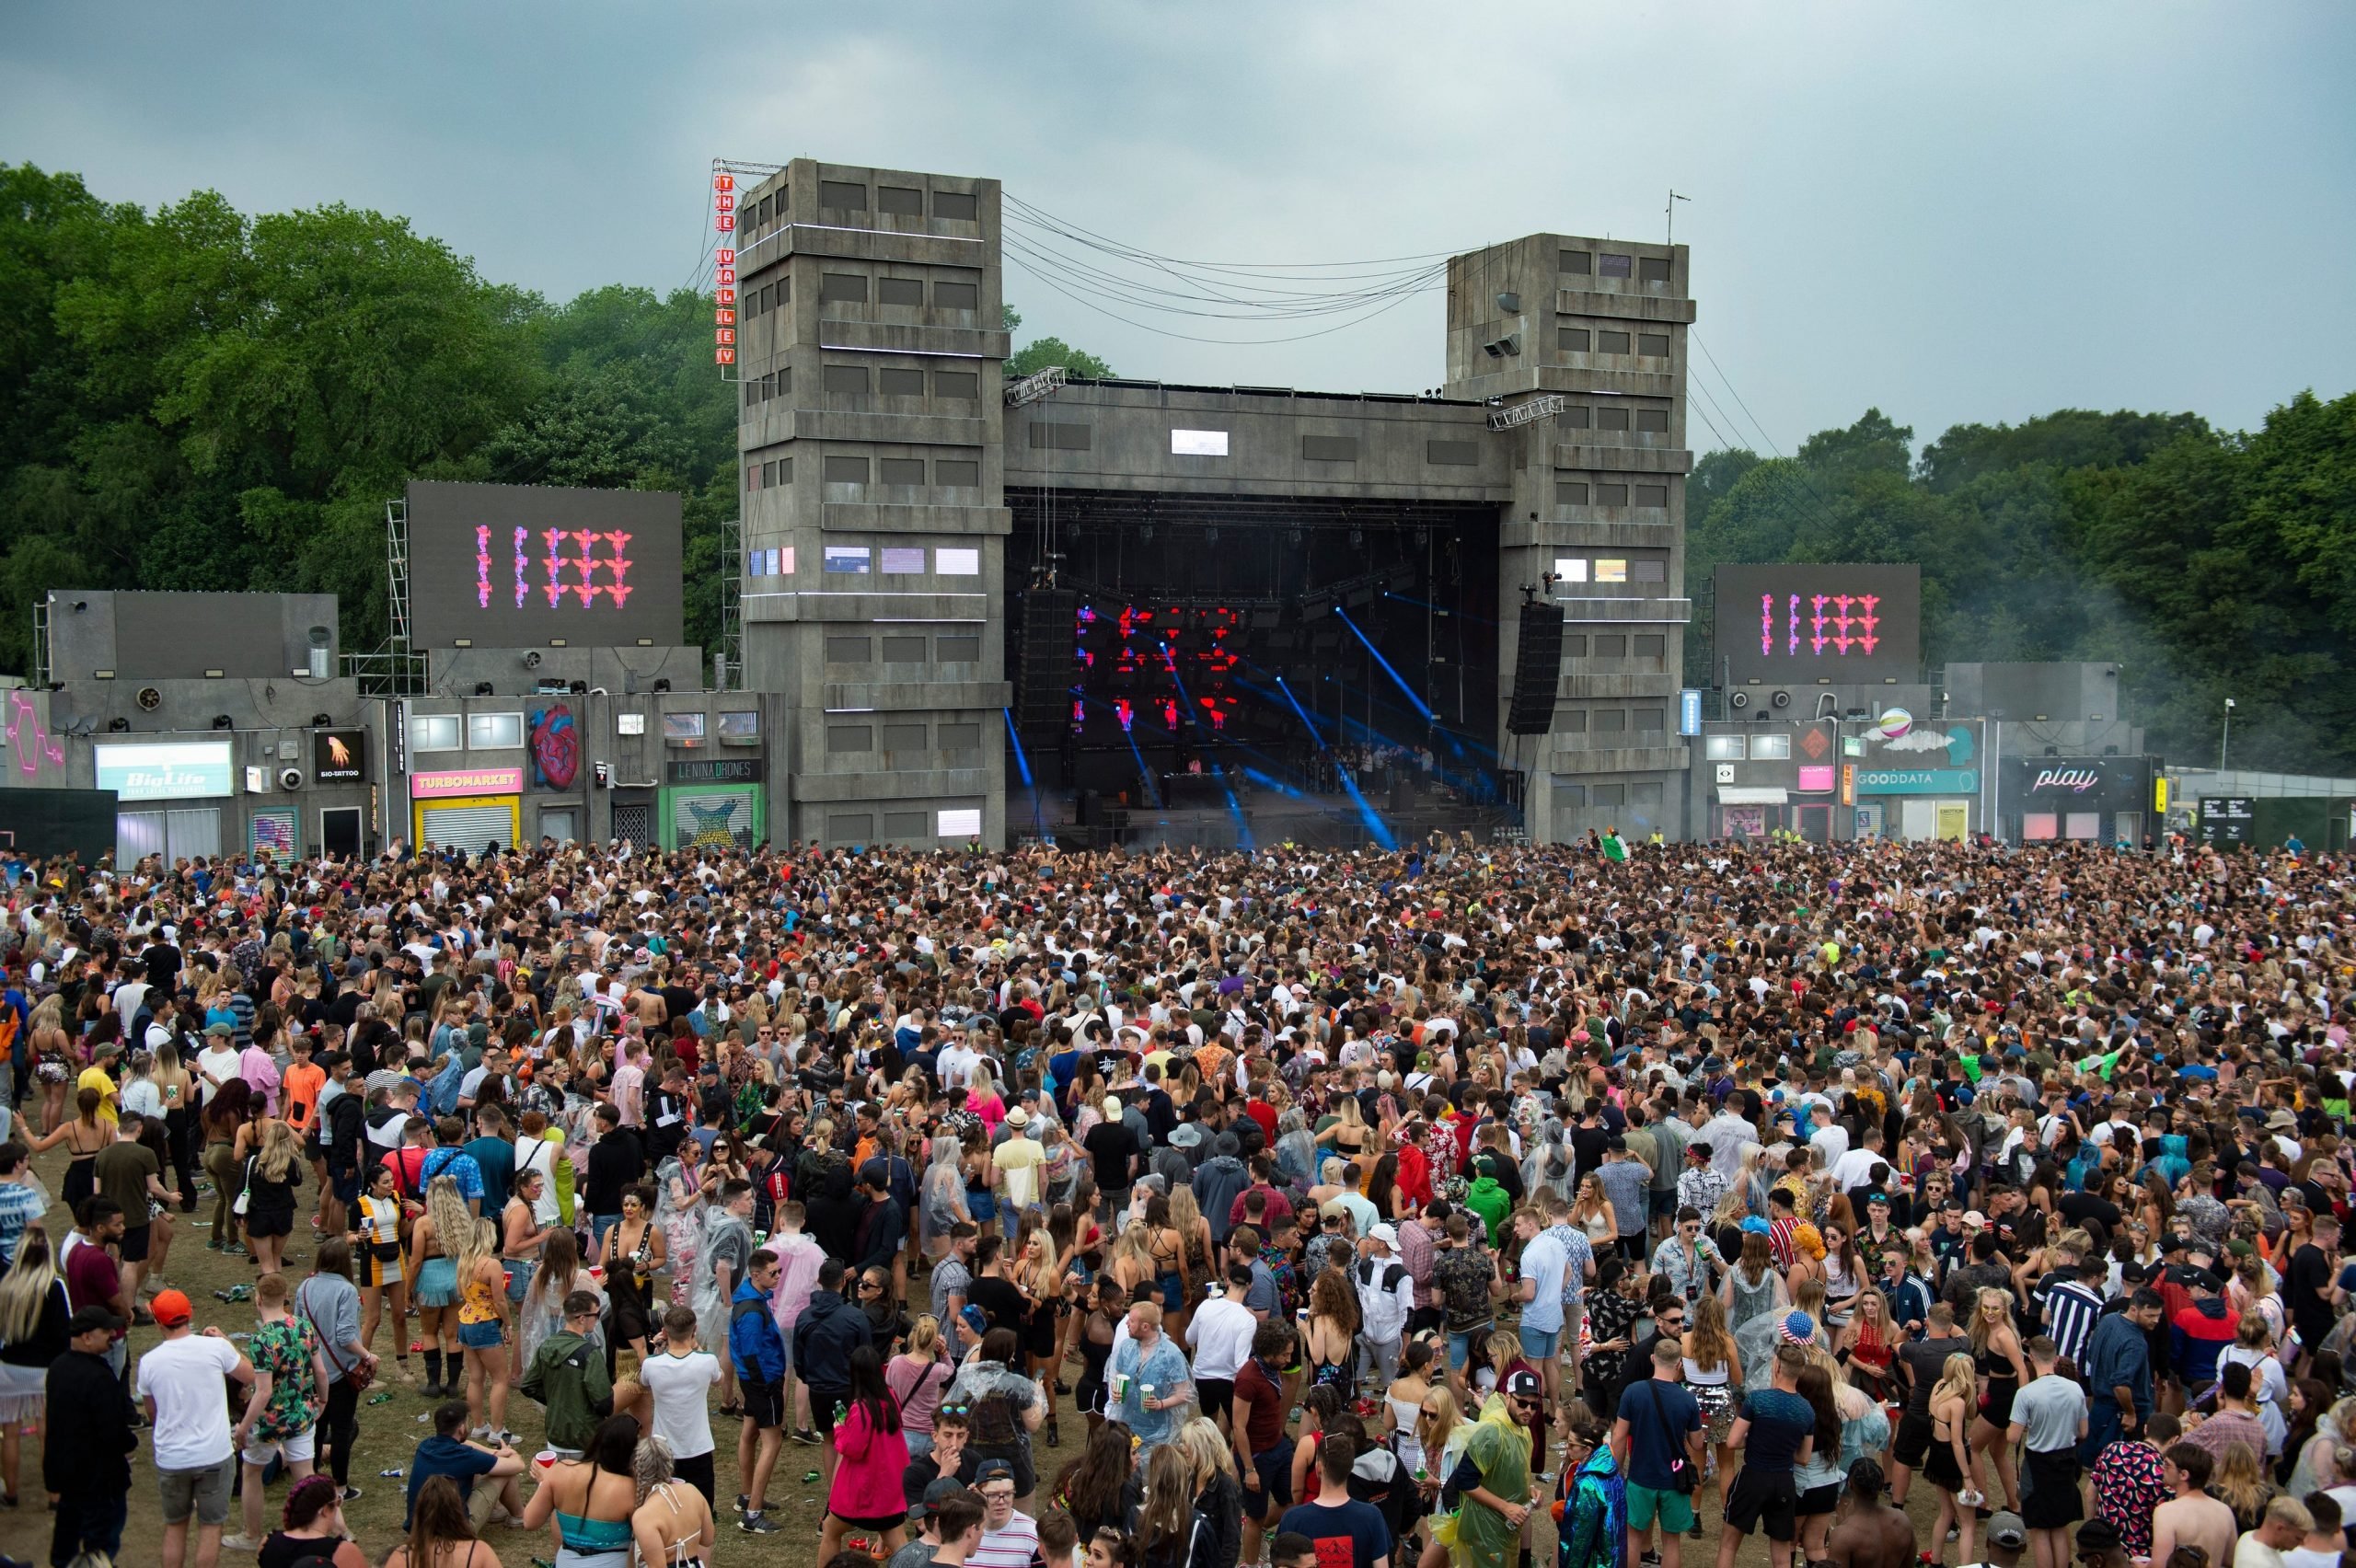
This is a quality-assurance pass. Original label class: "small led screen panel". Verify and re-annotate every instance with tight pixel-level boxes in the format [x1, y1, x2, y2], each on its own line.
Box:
[406, 481, 684, 649]
[1712, 562, 1921, 686]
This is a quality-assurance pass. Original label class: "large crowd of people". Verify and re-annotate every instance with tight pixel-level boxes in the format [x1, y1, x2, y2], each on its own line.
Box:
[0, 827, 2350, 1568]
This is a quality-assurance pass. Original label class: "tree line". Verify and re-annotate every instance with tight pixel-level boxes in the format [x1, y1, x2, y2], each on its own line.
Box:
[3, 165, 2348, 770]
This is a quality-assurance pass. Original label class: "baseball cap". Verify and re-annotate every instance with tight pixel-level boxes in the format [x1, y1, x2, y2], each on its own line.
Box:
[1962, 1210, 1988, 1229]
[910, 1476, 967, 1519]
[204, 1021, 233, 1037]
[858, 1158, 889, 1186]
[1103, 1097, 1124, 1120]
[1986, 1512, 2028, 1550]
[974, 1458, 1016, 1485]
[1504, 1369, 1544, 1401]
[1369, 1223, 1399, 1248]
[151, 1288, 194, 1329]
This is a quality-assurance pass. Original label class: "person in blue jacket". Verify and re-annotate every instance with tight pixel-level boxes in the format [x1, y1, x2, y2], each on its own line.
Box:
[731, 1248, 791, 1534]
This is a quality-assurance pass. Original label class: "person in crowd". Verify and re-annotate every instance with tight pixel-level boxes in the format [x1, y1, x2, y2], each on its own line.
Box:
[42, 1303, 135, 1568]
[12, 825, 2356, 1568]
[137, 1287, 257, 1568]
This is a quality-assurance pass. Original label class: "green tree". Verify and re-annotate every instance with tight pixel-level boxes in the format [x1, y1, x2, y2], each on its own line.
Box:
[1000, 305, 1114, 380]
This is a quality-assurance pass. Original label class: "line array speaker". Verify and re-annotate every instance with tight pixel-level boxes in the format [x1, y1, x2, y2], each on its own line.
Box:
[1015, 588, 1077, 726]
[1506, 602, 1564, 735]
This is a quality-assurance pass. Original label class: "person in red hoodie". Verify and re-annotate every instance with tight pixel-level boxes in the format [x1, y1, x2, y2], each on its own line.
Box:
[819, 1343, 910, 1560]
[2167, 1266, 2237, 1404]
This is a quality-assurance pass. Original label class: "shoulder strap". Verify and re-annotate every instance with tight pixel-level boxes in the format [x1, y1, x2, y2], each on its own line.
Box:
[299, 1276, 352, 1377]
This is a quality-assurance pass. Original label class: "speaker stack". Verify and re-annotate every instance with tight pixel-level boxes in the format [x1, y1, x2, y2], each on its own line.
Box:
[1014, 587, 1077, 726]
[1506, 601, 1565, 735]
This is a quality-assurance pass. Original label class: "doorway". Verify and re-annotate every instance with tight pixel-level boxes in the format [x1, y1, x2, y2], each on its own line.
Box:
[320, 807, 363, 858]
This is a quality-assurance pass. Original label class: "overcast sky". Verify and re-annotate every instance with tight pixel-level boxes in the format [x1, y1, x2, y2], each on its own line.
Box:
[6, 2, 2350, 455]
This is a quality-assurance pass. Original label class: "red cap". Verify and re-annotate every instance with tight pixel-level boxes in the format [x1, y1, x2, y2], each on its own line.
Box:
[151, 1288, 194, 1328]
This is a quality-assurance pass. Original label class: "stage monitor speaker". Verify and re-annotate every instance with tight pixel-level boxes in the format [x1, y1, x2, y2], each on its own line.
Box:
[1075, 789, 1101, 826]
[1506, 602, 1565, 735]
[1014, 588, 1077, 725]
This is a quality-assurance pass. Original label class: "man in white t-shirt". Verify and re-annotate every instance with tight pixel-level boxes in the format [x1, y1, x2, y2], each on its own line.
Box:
[137, 1287, 256, 1568]
[640, 1306, 722, 1505]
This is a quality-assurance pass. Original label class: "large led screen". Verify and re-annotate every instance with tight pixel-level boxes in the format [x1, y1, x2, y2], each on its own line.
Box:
[407, 482, 684, 650]
[1714, 563, 1921, 686]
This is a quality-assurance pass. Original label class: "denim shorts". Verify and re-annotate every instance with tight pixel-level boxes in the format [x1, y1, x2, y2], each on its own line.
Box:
[1448, 1325, 1493, 1370]
[458, 1318, 503, 1350]
[1519, 1325, 1563, 1359]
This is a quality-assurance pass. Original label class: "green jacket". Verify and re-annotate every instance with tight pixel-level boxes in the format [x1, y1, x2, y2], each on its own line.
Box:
[521, 1328, 611, 1451]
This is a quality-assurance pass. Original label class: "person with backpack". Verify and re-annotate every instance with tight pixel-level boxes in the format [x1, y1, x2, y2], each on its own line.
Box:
[519, 1289, 615, 1458]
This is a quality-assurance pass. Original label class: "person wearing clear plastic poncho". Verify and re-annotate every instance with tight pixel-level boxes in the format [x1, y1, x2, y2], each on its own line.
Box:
[1433, 1371, 1541, 1568]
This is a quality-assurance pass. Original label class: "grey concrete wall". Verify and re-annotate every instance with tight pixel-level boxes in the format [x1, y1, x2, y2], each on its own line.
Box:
[733, 159, 1011, 850]
[1005, 385, 1507, 501]
[1443, 235, 1695, 845]
[46, 591, 341, 681]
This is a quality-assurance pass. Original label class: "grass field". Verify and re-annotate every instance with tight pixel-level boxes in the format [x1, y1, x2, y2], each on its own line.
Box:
[0, 1138, 1962, 1566]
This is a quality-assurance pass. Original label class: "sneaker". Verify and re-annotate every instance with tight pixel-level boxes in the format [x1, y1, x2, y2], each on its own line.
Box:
[790, 1426, 819, 1446]
[339, 1488, 363, 1504]
[736, 1494, 749, 1516]
[1642, 1555, 1663, 1566]
[218, 1535, 261, 1554]
[741, 1513, 784, 1535]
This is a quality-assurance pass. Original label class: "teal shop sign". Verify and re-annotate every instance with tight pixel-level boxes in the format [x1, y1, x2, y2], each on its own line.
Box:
[1855, 767, 1979, 795]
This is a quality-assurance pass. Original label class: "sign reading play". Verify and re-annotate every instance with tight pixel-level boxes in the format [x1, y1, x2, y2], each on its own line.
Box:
[94, 741, 235, 801]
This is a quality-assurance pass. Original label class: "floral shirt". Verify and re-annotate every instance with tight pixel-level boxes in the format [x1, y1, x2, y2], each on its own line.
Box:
[248, 1316, 320, 1443]
[2091, 1438, 2169, 1557]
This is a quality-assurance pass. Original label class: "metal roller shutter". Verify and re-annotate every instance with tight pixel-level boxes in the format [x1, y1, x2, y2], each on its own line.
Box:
[421, 803, 514, 854]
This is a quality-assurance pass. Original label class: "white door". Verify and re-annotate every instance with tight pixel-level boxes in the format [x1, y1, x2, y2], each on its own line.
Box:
[1900, 799, 1936, 841]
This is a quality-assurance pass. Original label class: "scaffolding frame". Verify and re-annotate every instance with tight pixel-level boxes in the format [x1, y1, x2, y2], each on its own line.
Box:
[718, 513, 742, 690]
[342, 498, 430, 696]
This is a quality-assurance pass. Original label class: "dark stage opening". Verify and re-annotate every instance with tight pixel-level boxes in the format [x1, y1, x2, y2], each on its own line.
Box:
[1006, 487, 1503, 844]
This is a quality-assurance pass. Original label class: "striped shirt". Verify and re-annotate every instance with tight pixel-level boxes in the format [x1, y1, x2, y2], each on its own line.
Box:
[970, 1512, 1039, 1568]
[2041, 1278, 2106, 1367]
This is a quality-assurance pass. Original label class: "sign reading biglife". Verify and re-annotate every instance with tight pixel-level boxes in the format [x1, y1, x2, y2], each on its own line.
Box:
[405, 482, 684, 651]
[95, 741, 234, 801]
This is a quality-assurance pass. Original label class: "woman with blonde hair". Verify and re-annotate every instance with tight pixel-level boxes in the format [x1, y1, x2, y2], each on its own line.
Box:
[241, 1115, 306, 1277]
[1165, 1185, 1213, 1337]
[408, 1174, 472, 1400]
[1568, 1172, 1617, 1248]
[24, 996, 71, 1137]
[0, 1224, 65, 1505]
[1108, 1216, 1159, 1303]
[1013, 1222, 1067, 1444]
[1968, 1286, 2028, 1512]
[1175, 1415, 1244, 1568]
[455, 1214, 513, 1442]
[1926, 1351, 1984, 1567]
[1136, 1442, 1206, 1568]
[629, 1434, 715, 1568]
[887, 1314, 955, 1459]
[2212, 1437, 2275, 1533]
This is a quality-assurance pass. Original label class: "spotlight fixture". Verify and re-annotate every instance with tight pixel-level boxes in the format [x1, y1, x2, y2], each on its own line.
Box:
[310, 713, 332, 728]
[106, 717, 130, 732]
[210, 714, 232, 730]
[474, 682, 494, 697]
[652, 678, 672, 693]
